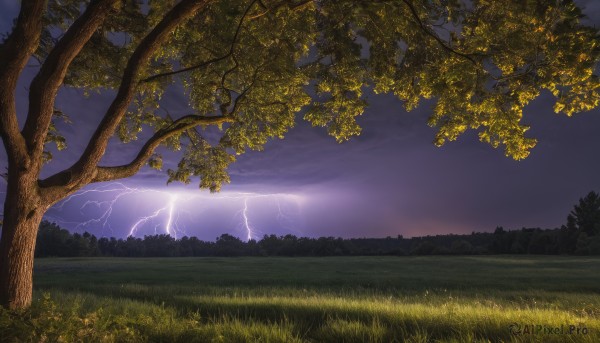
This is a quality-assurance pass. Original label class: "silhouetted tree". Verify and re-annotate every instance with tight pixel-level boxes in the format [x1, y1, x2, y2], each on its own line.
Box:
[558, 224, 578, 254]
[215, 234, 245, 256]
[30, 190, 600, 261]
[568, 191, 600, 236]
[35, 221, 70, 257]
[527, 230, 557, 254]
[450, 239, 473, 255]
[411, 241, 437, 255]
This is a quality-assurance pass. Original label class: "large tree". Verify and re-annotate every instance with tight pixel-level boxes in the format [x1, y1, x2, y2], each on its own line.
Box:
[0, 0, 598, 309]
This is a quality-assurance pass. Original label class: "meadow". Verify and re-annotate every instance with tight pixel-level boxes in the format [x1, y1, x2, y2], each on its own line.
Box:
[1, 256, 599, 342]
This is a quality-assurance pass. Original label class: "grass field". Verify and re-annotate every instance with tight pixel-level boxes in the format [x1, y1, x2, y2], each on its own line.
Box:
[2, 256, 600, 342]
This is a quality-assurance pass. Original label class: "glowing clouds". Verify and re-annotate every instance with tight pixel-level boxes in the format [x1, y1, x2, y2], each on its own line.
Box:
[46, 183, 305, 240]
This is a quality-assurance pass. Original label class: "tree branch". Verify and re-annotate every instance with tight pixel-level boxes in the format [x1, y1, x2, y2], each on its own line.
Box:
[141, 54, 231, 84]
[92, 115, 234, 183]
[401, 0, 478, 66]
[22, 0, 118, 170]
[141, 0, 258, 84]
[0, 0, 46, 166]
[65, 0, 212, 188]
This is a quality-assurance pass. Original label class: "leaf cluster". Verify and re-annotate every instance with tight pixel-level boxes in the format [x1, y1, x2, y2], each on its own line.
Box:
[34, 0, 600, 189]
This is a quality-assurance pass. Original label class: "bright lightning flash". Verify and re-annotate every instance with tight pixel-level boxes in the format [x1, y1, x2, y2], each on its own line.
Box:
[47, 183, 304, 240]
[242, 198, 253, 241]
[128, 193, 179, 238]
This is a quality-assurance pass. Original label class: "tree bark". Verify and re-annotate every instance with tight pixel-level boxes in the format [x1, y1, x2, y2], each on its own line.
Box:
[0, 171, 44, 309]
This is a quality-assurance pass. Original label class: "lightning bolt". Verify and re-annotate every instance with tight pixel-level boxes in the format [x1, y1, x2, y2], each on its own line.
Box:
[49, 183, 183, 237]
[165, 194, 177, 238]
[47, 183, 304, 241]
[242, 198, 254, 241]
[122, 192, 185, 238]
[232, 193, 302, 241]
[74, 185, 144, 234]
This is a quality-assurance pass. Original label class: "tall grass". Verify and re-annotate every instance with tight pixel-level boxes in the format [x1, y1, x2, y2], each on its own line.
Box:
[1, 256, 599, 342]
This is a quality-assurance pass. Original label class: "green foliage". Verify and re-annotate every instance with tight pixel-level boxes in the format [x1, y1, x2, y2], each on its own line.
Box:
[40, 0, 147, 91]
[166, 140, 235, 192]
[147, 154, 163, 171]
[42, 110, 71, 163]
[0, 293, 300, 343]
[0, 293, 138, 342]
[34, 0, 600, 189]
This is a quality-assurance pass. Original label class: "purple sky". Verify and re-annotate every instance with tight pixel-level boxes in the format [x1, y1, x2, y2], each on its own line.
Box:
[1, 1, 600, 240]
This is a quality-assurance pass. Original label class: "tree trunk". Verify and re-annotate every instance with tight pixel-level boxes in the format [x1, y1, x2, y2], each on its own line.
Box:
[0, 172, 44, 309]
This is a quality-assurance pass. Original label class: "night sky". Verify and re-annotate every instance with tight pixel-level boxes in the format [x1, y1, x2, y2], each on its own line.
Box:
[1, 1, 600, 241]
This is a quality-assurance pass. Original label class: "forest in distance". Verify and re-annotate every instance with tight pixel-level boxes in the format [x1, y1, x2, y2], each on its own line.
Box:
[34, 191, 600, 258]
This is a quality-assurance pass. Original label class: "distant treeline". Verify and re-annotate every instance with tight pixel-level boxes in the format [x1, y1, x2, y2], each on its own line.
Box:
[35, 191, 600, 257]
